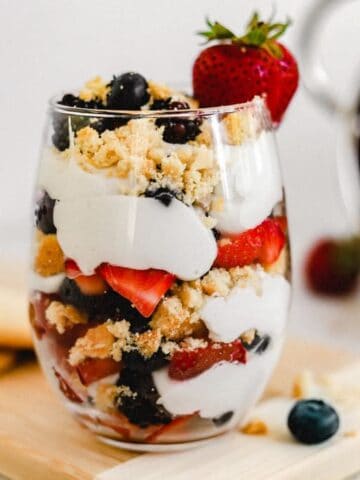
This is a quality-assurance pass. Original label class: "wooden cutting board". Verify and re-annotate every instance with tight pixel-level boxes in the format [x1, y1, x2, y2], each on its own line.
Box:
[0, 338, 359, 480]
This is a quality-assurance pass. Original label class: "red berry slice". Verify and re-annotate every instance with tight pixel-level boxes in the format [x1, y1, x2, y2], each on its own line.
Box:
[214, 218, 285, 269]
[169, 340, 247, 381]
[76, 358, 121, 386]
[65, 259, 108, 296]
[64, 259, 83, 279]
[53, 368, 83, 403]
[272, 215, 288, 234]
[98, 264, 175, 317]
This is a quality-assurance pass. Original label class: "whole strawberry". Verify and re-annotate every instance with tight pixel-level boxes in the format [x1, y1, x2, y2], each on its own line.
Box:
[305, 236, 360, 296]
[193, 13, 299, 124]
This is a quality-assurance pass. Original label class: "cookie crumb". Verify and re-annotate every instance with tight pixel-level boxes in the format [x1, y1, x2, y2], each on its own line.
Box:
[69, 324, 115, 366]
[161, 341, 179, 355]
[34, 233, 65, 277]
[241, 419, 268, 435]
[292, 370, 315, 399]
[201, 268, 232, 297]
[134, 329, 162, 358]
[95, 384, 135, 412]
[106, 320, 132, 361]
[79, 76, 109, 103]
[180, 337, 208, 351]
[222, 110, 257, 145]
[151, 296, 202, 341]
[45, 301, 87, 334]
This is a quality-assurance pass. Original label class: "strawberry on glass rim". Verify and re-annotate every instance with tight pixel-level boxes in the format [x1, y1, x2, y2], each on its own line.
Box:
[192, 12, 299, 124]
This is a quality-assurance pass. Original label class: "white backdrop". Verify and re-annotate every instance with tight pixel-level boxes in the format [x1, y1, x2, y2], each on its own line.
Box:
[1, 0, 359, 348]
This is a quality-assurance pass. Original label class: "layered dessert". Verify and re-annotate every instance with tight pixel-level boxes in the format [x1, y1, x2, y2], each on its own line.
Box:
[29, 71, 290, 445]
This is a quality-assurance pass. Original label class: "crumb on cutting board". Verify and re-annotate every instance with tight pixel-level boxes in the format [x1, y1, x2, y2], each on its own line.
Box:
[240, 418, 268, 435]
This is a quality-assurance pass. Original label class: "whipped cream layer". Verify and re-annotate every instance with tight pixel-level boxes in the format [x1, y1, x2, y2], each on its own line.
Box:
[212, 130, 283, 233]
[29, 271, 65, 294]
[38, 149, 121, 200]
[200, 270, 290, 343]
[54, 195, 217, 280]
[154, 340, 283, 419]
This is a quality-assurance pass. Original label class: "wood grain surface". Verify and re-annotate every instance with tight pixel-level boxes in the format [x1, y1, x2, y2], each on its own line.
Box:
[0, 338, 358, 480]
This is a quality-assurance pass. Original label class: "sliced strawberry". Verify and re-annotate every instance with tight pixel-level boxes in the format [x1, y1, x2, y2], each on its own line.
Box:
[169, 340, 246, 381]
[98, 264, 175, 317]
[65, 259, 108, 296]
[215, 218, 285, 269]
[76, 358, 121, 386]
[64, 259, 83, 279]
[53, 368, 83, 403]
[29, 294, 52, 339]
[272, 215, 288, 234]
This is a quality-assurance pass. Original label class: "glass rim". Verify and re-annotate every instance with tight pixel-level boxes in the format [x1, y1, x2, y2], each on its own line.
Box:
[49, 94, 266, 118]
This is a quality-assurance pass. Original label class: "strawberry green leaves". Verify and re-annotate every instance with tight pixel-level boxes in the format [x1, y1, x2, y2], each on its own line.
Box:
[198, 11, 292, 59]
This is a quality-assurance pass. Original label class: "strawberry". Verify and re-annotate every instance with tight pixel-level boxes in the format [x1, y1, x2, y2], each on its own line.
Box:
[65, 259, 107, 296]
[76, 357, 121, 386]
[272, 215, 288, 234]
[305, 237, 360, 296]
[97, 264, 175, 317]
[193, 13, 299, 123]
[169, 339, 246, 381]
[214, 218, 285, 269]
[53, 369, 83, 403]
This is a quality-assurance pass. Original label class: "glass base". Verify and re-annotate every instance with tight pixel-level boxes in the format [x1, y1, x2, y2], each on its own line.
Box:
[98, 432, 225, 452]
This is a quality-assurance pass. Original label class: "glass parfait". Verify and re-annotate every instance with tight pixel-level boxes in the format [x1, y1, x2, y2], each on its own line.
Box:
[29, 94, 291, 450]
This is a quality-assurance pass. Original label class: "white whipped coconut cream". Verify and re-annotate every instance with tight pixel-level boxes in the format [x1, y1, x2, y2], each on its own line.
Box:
[153, 340, 283, 418]
[211, 130, 283, 233]
[54, 195, 217, 280]
[38, 149, 120, 200]
[200, 271, 290, 343]
[29, 271, 65, 294]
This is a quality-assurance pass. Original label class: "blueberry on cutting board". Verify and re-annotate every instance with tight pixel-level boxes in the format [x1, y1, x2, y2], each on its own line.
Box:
[287, 399, 340, 445]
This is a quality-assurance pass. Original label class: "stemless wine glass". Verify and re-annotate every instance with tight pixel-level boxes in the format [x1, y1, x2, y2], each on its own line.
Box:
[29, 95, 291, 451]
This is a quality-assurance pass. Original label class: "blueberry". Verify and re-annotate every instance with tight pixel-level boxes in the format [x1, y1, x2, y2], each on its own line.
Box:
[150, 97, 172, 110]
[52, 114, 71, 151]
[117, 368, 172, 427]
[107, 72, 150, 110]
[58, 93, 102, 109]
[212, 411, 234, 427]
[52, 114, 88, 151]
[287, 399, 340, 445]
[35, 192, 56, 234]
[92, 117, 127, 134]
[52, 94, 103, 150]
[243, 332, 271, 354]
[58, 279, 150, 332]
[154, 100, 202, 144]
[122, 349, 168, 373]
[144, 187, 177, 207]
